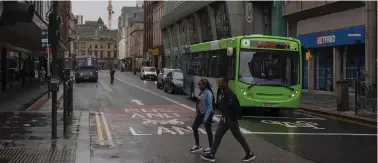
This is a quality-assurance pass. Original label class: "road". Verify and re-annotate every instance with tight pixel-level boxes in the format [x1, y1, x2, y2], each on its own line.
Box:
[74, 70, 377, 163]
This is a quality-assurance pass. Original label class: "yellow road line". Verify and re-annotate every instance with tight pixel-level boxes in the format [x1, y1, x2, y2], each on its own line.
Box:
[95, 112, 105, 146]
[301, 110, 377, 128]
[100, 112, 114, 146]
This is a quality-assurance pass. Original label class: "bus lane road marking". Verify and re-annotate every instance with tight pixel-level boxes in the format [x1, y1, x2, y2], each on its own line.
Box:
[132, 99, 144, 105]
[106, 75, 253, 134]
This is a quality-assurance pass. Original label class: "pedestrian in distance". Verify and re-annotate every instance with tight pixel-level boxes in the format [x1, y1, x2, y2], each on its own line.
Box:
[201, 76, 255, 162]
[190, 78, 215, 154]
[110, 67, 115, 84]
[39, 67, 46, 87]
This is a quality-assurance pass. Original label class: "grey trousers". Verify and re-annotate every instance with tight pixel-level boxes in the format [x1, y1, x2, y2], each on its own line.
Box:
[211, 117, 251, 155]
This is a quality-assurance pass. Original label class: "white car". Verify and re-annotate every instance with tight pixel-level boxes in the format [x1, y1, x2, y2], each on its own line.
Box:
[140, 67, 157, 80]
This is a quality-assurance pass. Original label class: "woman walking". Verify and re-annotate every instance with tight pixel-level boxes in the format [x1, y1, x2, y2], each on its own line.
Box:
[190, 78, 215, 154]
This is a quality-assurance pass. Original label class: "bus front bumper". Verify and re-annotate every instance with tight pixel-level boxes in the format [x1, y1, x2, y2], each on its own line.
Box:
[238, 94, 301, 109]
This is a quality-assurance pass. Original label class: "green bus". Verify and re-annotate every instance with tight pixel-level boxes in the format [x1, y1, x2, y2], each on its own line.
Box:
[181, 35, 302, 110]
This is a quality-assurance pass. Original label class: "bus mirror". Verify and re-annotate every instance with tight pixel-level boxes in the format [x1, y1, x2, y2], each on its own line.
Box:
[227, 47, 233, 56]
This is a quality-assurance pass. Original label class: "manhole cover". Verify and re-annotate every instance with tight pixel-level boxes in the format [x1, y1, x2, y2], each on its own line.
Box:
[0, 148, 76, 163]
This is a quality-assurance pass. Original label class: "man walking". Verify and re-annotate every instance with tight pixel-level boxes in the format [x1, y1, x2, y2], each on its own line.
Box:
[201, 76, 255, 162]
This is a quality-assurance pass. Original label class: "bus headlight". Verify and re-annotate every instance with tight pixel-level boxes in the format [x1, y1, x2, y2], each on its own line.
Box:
[290, 90, 298, 98]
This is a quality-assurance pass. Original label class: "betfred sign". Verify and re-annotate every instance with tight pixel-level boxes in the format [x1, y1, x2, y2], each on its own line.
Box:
[316, 35, 335, 45]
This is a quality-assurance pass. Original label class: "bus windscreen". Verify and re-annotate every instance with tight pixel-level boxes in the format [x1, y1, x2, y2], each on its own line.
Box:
[76, 58, 98, 68]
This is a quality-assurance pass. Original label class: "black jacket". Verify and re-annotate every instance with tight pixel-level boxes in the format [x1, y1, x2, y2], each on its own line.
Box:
[219, 87, 241, 121]
[110, 69, 115, 76]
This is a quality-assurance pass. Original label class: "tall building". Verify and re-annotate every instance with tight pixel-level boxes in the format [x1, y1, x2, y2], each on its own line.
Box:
[75, 15, 84, 24]
[151, 1, 164, 69]
[143, 1, 153, 67]
[160, 2, 274, 68]
[129, 12, 144, 70]
[76, 17, 118, 69]
[283, 1, 377, 92]
[117, 7, 141, 71]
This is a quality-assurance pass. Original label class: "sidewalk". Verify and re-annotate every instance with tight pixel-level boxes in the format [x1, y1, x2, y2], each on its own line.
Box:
[0, 88, 90, 163]
[301, 89, 377, 123]
[0, 81, 48, 112]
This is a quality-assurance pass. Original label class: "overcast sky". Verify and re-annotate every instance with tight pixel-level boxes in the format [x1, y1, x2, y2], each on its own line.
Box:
[72, 1, 137, 29]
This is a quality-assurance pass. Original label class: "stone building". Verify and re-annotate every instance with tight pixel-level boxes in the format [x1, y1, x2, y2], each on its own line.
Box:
[117, 7, 141, 71]
[129, 12, 144, 70]
[75, 17, 118, 69]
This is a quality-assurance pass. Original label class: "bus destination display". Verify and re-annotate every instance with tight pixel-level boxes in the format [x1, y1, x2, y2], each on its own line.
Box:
[250, 41, 290, 50]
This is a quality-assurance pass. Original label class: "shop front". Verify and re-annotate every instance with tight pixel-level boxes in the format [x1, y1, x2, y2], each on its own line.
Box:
[297, 26, 365, 92]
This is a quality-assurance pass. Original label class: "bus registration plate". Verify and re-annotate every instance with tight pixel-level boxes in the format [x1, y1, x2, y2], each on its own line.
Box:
[264, 104, 276, 107]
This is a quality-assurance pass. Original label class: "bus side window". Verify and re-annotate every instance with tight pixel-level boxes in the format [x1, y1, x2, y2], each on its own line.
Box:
[208, 50, 219, 78]
[227, 52, 236, 80]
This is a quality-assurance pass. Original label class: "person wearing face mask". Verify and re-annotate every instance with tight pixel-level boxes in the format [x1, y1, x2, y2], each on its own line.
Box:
[190, 78, 215, 154]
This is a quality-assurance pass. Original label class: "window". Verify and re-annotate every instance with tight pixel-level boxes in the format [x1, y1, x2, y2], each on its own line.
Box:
[113, 51, 117, 58]
[108, 44, 111, 48]
[213, 2, 231, 39]
[114, 44, 117, 48]
[100, 44, 103, 48]
[95, 44, 97, 48]
[89, 44, 92, 48]
[94, 51, 98, 57]
[107, 51, 111, 58]
[199, 8, 212, 42]
[100, 51, 103, 59]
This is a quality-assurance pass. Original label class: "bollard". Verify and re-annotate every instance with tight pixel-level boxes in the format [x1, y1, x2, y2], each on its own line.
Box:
[336, 80, 349, 111]
[63, 81, 68, 134]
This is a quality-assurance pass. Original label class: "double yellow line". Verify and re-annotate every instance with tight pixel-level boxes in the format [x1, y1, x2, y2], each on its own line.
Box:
[95, 112, 114, 146]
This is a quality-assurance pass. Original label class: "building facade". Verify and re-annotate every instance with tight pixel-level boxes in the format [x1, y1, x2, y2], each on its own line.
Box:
[76, 18, 118, 69]
[75, 15, 84, 24]
[283, 1, 377, 93]
[1, 1, 50, 92]
[129, 12, 144, 70]
[152, 1, 164, 69]
[160, 1, 275, 69]
[117, 7, 141, 71]
[143, 1, 153, 67]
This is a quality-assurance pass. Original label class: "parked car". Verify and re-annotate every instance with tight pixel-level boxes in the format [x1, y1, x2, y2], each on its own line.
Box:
[163, 71, 184, 94]
[157, 68, 181, 89]
[140, 67, 157, 80]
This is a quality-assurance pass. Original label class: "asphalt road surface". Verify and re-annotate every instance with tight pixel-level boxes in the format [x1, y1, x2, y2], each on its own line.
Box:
[74, 70, 377, 163]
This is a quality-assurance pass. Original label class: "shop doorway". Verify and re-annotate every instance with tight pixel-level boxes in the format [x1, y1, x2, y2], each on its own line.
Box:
[345, 44, 365, 93]
[314, 47, 333, 91]
[302, 52, 308, 89]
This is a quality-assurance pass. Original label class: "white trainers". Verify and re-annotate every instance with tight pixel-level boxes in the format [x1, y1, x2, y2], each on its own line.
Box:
[203, 147, 211, 154]
[190, 145, 202, 153]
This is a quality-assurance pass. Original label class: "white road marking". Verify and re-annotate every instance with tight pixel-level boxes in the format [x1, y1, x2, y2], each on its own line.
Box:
[102, 74, 254, 134]
[245, 132, 377, 136]
[295, 111, 327, 120]
[242, 116, 325, 120]
[132, 99, 144, 105]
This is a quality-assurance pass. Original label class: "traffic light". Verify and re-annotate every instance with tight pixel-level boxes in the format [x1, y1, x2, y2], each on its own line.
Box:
[0, 1, 34, 25]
